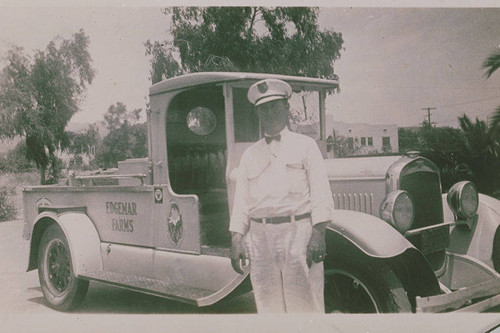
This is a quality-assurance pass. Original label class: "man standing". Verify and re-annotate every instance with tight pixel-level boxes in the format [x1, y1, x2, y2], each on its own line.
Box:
[229, 78, 334, 313]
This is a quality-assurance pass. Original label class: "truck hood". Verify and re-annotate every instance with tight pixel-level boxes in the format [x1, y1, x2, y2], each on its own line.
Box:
[325, 155, 402, 180]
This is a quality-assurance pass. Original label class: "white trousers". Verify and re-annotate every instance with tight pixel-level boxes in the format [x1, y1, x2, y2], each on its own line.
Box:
[245, 219, 324, 313]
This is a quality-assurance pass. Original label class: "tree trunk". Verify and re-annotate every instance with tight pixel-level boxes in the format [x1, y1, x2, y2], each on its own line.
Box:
[40, 165, 46, 185]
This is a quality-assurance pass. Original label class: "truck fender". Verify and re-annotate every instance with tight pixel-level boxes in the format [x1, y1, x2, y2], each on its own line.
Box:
[329, 210, 414, 258]
[445, 193, 500, 271]
[327, 210, 440, 300]
[28, 211, 103, 277]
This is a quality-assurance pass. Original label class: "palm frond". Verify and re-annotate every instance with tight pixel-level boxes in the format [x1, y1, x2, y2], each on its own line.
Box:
[483, 49, 500, 79]
[458, 114, 473, 132]
[490, 105, 500, 135]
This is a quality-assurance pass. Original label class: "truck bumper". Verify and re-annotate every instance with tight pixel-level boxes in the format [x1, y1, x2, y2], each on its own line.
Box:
[417, 252, 500, 312]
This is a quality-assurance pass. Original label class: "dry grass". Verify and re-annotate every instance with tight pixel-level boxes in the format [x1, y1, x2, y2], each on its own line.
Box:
[0, 171, 40, 221]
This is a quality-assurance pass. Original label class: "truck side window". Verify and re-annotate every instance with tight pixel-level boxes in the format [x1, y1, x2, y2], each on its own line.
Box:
[187, 106, 217, 136]
[233, 88, 260, 142]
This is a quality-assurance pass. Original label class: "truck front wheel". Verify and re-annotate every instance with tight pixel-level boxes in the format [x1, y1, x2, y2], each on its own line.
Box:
[38, 224, 89, 311]
[324, 260, 412, 313]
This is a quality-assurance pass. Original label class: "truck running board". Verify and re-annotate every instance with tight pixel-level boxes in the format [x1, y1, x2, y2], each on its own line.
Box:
[82, 271, 215, 306]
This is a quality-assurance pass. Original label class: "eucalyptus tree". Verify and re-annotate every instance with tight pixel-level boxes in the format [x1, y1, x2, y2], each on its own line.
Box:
[95, 102, 146, 168]
[145, 7, 344, 83]
[0, 29, 95, 183]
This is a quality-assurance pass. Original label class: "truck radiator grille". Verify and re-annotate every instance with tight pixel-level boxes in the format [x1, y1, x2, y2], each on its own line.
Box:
[400, 171, 443, 229]
[333, 193, 373, 214]
[398, 166, 446, 272]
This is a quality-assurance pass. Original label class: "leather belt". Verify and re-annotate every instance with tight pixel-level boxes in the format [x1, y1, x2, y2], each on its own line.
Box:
[250, 213, 311, 224]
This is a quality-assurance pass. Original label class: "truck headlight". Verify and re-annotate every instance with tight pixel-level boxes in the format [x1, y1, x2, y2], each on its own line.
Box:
[380, 190, 415, 233]
[447, 181, 478, 219]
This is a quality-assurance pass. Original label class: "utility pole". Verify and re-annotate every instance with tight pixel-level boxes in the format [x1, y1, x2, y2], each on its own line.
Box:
[421, 107, 436, 127]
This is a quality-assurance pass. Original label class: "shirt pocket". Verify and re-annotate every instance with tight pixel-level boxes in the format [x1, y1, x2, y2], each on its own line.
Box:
[286, 161, 308, 194]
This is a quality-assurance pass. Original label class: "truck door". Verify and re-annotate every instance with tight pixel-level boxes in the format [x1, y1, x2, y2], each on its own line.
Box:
[153, 85, 230, 254]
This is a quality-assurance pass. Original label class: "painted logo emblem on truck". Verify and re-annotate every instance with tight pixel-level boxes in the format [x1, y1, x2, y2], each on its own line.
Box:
[168, 202, 183, 245]
[154, 188, 163, 204]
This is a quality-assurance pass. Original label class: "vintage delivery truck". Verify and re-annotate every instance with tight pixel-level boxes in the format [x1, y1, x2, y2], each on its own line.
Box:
[22, 72, 500, 313]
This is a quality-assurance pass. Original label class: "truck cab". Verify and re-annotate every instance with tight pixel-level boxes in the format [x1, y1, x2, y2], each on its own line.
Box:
[148, 73, 335, 254]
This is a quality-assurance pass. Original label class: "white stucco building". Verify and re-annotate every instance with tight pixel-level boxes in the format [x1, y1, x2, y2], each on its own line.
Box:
[325, 115, 399, 157]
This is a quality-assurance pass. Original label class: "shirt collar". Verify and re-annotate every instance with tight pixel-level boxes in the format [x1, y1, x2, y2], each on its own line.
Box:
[264, 127, 289, 138]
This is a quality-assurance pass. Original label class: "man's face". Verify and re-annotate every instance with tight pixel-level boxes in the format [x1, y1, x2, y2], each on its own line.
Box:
[256, 99, 288, 133]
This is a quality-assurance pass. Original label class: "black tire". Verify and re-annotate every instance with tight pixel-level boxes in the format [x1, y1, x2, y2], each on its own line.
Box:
[324, 260, 412, 313]
[38, 224, 89, 311]
[492, 226, 500, 273]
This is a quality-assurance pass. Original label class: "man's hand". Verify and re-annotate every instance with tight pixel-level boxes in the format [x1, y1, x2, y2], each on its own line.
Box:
[230, 233, 248, 274]
[306, 222, 328, 268]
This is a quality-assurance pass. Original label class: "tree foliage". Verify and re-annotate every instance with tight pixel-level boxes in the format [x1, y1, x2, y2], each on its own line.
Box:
[144, 41, 183, 84]
[67, 124, 99, 156]
[66, 124, 100, 169]
[95, 102, 147, 168]
[399, 115, 500, 195]
[418, 125, 471, 192]
[483, 48, 500, 79]
[0, 29, 95, 184]
[483, 48, 500, 141]
[0, 141, 34, 173]
[325, 131, 362, 158]
[457, 115, 500, 195]
[0, 186, 17, 222]
[145, 7, 344, 83]
[398, 128, 422, 154]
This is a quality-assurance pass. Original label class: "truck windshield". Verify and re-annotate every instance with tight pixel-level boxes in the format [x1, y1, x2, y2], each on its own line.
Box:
[289, 91, 320, 140]
[233, 87, 321, 142]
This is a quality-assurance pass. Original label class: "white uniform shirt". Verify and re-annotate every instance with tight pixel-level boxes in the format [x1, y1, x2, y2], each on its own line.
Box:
[229, 127, 334, 235]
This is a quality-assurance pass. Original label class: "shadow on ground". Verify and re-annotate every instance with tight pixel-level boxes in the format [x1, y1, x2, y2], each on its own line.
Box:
[29, 281, 257, 314]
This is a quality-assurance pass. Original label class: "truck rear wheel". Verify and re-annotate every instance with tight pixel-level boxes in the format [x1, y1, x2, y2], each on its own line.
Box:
[324, 260, 412, 313]
[38, 224, 89, 311]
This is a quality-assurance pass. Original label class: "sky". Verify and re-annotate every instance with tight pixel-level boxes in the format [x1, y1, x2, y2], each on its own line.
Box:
[0, 3, 499, 135]
[320, 7, 500, 127]
[0, 6, 167, 131]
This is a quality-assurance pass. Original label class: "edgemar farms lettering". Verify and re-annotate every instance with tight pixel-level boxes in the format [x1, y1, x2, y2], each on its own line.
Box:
[106, 202, 137, 233]
[106, 201, 137, 216]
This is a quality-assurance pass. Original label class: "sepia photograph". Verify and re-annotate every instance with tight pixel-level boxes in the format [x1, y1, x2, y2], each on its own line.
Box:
[1, 1, 500, 332]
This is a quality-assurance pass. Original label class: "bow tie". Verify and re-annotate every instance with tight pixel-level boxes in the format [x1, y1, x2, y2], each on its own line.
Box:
[265, 134, 281, 144]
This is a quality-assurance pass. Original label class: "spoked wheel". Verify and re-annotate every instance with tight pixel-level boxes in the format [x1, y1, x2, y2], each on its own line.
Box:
[325, 268, 379, 313]
[45, 238, 71, 294]
[38, 224, 89, 311]
[324, 262, 412, 313]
